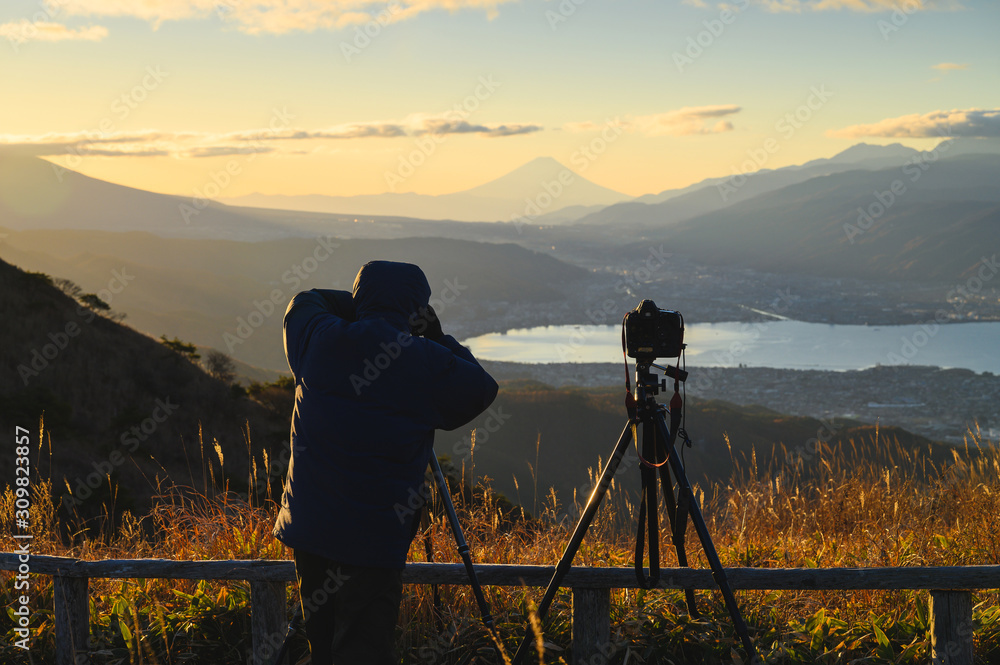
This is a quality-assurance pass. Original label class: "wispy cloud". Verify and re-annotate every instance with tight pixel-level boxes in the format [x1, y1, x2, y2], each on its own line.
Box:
[0, 21, 108, 43]
[633, 105, 740, 136]
[931, 62, 969, 71]
[565, 105, 740, 136]
[745, 0, 957, 11]
[0, 115, 543, 158]
[53, 0, 516, 35]
[829, 108, 1000, 139]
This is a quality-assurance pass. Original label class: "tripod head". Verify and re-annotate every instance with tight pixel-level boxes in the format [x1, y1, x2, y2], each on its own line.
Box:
[634, 357, 688, 397]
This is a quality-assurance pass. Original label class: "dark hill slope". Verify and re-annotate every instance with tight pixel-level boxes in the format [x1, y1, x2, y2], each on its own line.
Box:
[0, 257, 288, 524]
[0, 230, 588, 370]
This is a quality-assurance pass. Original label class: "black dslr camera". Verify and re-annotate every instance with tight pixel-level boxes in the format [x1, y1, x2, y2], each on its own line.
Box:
[623, 299, 685, 359]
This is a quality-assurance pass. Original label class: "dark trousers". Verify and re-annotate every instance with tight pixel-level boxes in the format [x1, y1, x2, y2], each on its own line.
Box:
[292, 549, 403, 665]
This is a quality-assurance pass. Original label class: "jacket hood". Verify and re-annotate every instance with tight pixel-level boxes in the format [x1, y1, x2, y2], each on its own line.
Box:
[351, 260, 431, 330]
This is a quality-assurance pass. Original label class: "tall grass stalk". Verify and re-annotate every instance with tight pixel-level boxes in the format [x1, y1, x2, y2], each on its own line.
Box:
[2, 422, 999, 663]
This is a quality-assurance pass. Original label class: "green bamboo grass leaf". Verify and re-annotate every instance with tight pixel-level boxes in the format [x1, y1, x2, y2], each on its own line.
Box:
[119, 620, 133, 643]
[873, 622, 890, 648]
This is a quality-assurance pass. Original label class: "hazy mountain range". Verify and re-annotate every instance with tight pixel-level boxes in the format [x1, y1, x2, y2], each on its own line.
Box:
[219, 156, 631, 222]
[3, 137, 1000, 373]
[622, 151, 1000, 283]
[214, 141, 1000, 226]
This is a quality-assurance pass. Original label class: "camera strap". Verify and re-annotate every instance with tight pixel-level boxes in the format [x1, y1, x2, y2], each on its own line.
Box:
[621, 316, 637, 420]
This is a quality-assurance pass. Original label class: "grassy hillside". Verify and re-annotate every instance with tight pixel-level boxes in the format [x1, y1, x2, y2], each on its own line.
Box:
[344, 380, 965, 517]
[0, 257, 289, 530]
[2, 416, 997, 664]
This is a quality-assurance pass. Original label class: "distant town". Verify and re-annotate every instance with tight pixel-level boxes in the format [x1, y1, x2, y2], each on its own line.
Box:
[460, 255, 1000, 446]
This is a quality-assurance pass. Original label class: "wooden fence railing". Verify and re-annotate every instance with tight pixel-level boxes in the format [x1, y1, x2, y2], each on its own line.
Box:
[3, 554, 999, 665]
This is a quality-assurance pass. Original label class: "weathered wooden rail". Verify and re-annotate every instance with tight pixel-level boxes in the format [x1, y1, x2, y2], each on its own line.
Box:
[2, 554, 998, 665]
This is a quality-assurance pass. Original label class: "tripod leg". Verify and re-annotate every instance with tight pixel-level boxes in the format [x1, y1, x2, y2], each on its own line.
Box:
[654, 432, 699, 617]
[652, 416, 761, 664]
[429, 453, 495, 631]
[269, 600, 302, 665]
[419, 505, 445, 632]
[511, 421, 635, 665]
[642, 418, 660, 584]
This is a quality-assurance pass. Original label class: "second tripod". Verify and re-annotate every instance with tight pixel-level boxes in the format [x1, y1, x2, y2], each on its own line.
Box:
[511, 360, 759, 664]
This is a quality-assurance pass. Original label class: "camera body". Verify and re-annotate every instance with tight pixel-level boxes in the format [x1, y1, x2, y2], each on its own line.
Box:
[624, 299, 685, 359]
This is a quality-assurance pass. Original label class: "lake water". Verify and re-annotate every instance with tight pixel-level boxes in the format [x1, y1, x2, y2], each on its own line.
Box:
[462, 321, 1000, 373]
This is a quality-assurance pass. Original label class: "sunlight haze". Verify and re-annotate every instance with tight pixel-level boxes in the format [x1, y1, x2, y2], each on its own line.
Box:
[2, 0, 997, 198]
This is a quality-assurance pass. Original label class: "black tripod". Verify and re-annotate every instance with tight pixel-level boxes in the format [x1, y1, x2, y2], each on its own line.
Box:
[269, 453, 494, 665]
[511, 359, 759, 664]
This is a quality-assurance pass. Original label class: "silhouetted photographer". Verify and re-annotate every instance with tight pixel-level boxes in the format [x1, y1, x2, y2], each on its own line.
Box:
[272, 260, 498, 665]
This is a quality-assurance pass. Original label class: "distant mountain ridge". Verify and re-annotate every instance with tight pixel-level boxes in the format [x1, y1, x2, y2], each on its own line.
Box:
[620, 150, 1000, 283]
[587, 138, 1000, 228]
[221, 156, 631, 222]
[582, 142, 938, 227]
[0, 150, 297, 240]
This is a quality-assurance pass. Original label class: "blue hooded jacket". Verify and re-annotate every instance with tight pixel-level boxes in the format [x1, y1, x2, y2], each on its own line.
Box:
[272, 261, 499, 569]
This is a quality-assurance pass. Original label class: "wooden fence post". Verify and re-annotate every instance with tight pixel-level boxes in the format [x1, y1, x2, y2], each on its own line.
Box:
[250, 580, 287, 665]
[572, 587, 611, 665]
[929, 589, 974, 665]
[54, 575, 90, 665]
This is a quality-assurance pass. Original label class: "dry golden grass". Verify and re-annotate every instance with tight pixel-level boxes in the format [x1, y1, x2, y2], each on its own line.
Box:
[2, 424, 1000, 664]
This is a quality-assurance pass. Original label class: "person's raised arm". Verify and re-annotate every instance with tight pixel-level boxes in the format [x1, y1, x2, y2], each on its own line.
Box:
[283, 289, 354, 374]
[414, 307, 498, 430]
